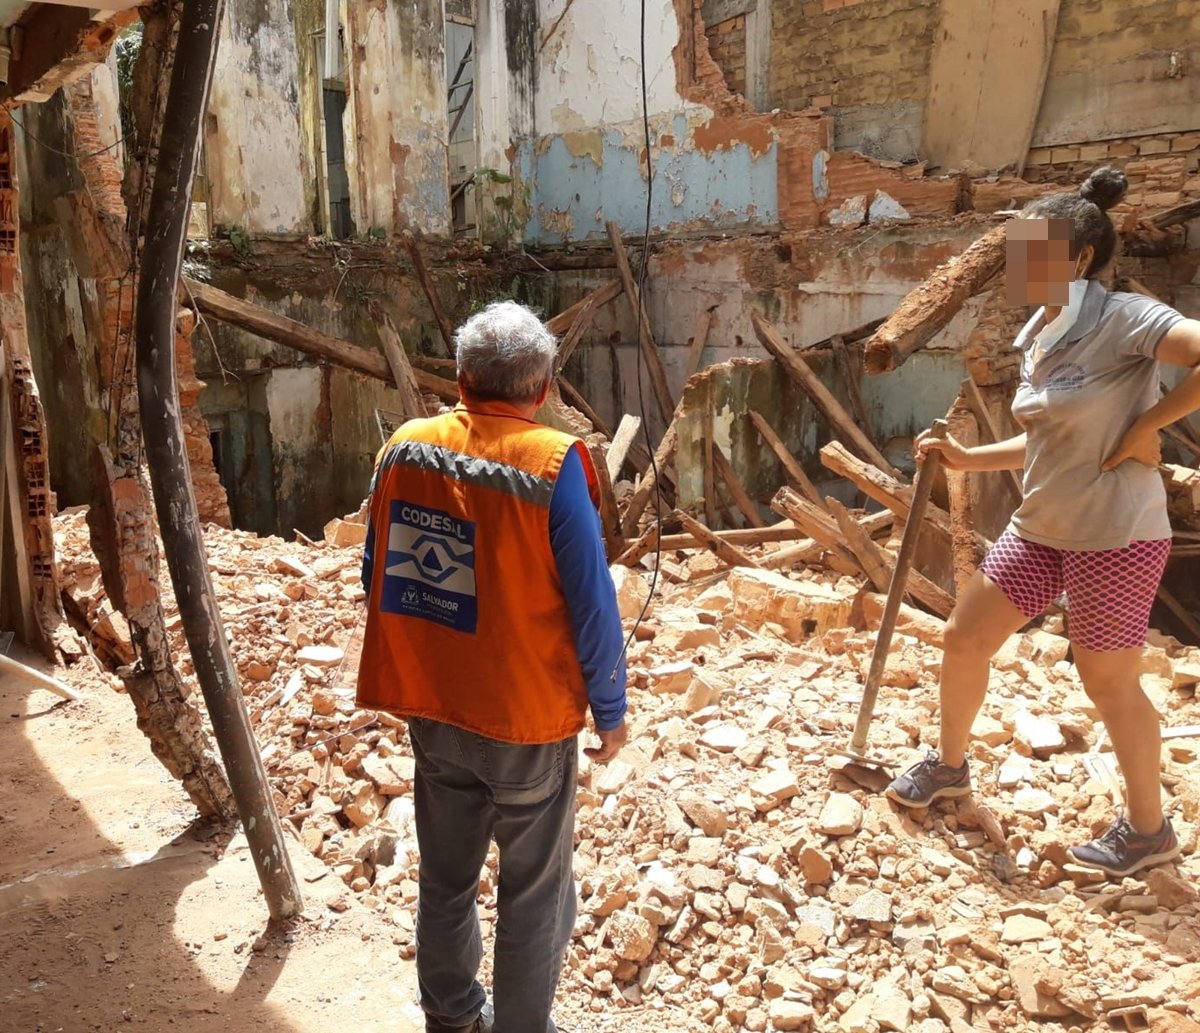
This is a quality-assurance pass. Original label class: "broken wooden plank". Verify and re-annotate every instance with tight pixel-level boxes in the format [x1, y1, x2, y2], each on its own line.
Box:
[712, 442, 766, 528]
[864, 224, 1007, 375]
[588, 444, 626, 562]
[400, 236, 457, 355]
[553, 294, 597, 372]
[825, 497, 893, 593]
[685, 307, 715, 381]
[674, 510, 762, 569]
[606, 221, 674, 424]
[831, 335, 873, 442]
[615, 523, 660, 567]
[770, 487, 861, 573]
[558, 377, 613, 438]
[1158, 584, 1200, 643]
[546, 280, 623, 336]
[960, 376, 1023, 504]
[606, 414, 643, 482]
[182, 277, 459, 400]
[368, 300, 427, 419]
[748, 409, 825, 509]
[622, 418, 679, 537]
[1148, 196, 1200, 231]
[702, 385, 718, 529]
[752, 311, 903, 480]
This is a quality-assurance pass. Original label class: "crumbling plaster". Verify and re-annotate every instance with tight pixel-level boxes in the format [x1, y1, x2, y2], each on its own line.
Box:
[206, 0, 314, 236]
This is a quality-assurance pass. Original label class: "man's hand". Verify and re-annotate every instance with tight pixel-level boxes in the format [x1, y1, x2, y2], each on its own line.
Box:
[1102, 419, 1162, 472]
[584, 719, 627, 764]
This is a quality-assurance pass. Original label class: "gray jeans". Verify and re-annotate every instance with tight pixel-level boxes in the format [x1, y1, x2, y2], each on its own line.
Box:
[407, 717, 578, 1033]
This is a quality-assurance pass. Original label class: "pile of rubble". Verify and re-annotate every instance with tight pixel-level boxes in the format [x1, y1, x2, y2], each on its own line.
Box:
[53, 506, 1200, 1033]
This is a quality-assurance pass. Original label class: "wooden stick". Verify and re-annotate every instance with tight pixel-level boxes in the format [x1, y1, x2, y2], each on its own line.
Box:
[659, 525, 804, 550]
[615, 523, 660, 566]
[674, 511, 761, 569]
[182, 277, 459, 400]
[1158, 584, 1200, 642]
[960, 377, 1022, 504]
[606, 414, 642, 482]
[864, 224, 1007, 375]
[685, 307, 714, 380]
[588, 444, 625, 562]
[546, 280, 623, 336]
[401, 236, 457, 355]
[622, 418, 679, 536]
[831, 335, 873, 441]
[712, 442, 765, 528]
[946, 404, 981, 598]
[1148, 197, 1200, 231]
[752, 312, 903, 480]
[554, 294, 598, 371]
[558, 377, 613, 438]
[702, 384, 718, 528]
[0, 651, 82, 701]
[748, 409, 825, 508]
[368, 300, 427, 419]
[771, 487, 861, 572]
[606, 221, 674, 424]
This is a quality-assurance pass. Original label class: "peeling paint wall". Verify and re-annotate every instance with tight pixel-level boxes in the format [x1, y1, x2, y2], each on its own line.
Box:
[206, 0, 314, 236]
[343, 0, 450, 237]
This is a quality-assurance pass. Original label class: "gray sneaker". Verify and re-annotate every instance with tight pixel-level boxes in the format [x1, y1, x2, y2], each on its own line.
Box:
[885, 750, 971, 808]
[1069, 815, 1181, 878]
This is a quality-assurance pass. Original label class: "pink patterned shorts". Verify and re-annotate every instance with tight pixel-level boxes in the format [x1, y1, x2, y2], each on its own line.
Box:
[980, 531, 1171, 652]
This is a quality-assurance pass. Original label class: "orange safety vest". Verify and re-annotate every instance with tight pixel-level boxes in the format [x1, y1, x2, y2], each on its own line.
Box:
[356, 404, 601, 744]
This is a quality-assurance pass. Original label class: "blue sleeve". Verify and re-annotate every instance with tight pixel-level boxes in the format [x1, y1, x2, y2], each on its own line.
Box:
[549, 444, 628, 731]
[361, 516, 376, 596]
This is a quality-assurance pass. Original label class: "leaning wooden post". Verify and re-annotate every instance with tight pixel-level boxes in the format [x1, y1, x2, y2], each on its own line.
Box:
[133, 0, 302, 922]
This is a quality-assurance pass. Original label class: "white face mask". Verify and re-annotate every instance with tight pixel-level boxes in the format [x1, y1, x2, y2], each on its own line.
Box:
[1033, 278, 1089, 358]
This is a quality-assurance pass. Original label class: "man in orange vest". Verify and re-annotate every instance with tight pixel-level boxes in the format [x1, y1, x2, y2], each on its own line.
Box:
[358, 301, 628, 1033]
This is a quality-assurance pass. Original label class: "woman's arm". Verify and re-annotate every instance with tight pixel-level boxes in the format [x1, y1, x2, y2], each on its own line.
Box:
[1103, 318, 1200, 471]
[917, 431, 1027, 472]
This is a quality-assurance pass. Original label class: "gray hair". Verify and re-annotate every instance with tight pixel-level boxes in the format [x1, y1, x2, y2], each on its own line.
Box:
[454, 301, 557, 403]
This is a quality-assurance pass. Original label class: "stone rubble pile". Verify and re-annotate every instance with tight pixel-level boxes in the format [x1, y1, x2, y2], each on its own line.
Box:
[53, 509, 1200, 1033]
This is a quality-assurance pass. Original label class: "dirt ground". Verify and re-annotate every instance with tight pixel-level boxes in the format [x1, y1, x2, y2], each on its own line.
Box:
[0, 644, 427, 1033]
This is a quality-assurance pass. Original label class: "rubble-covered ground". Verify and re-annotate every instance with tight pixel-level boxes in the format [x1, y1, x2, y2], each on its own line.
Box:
[55, 510, 1200, 1033]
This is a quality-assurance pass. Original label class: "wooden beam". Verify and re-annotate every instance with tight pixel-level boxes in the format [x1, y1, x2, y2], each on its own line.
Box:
[770, 487, 861, 573]
[546, 280, 623, 336]
[554, 294, 598, 371]
[831, 335, 873, 442]
[1148, 197, 1200, 231]
[702, 386, 718, 528]
[748, 409, 825, 508]
[605, 221, 674, 424]
[1158, 585, 1200, 643]
[182, 277, 459, 400]
[558, 377, 613, 437]
[864, 224, 1007, 375]
[713, 442, 766, 528]
[622, 418, 679, 536]
[684, 307, 715, 380]
[960, 377, 1023, 504]
[752, 311, 904, 480]
[368, 300, 427, 419]
[615, 523, 660, 567]
[674, 511, 762, 569]
[606, 415, 643, 482]
[401, 236, 457, 355]
[588, 445, 626, 562]
[0, 349, 34, 645]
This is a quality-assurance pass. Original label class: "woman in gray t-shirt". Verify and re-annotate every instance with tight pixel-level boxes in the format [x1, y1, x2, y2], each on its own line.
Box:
[885, 167, 1200, 879]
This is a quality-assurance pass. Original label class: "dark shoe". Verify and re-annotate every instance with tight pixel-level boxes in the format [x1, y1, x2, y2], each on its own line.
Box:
[885, 750, 971, 808]
[1069, 815, 1181, 878]
[426, 1004, 493, 1033]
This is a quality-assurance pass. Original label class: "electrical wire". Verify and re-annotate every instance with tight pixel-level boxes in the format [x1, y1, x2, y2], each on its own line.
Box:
[10, 111, 126, 160]
[612, 0, 663, 678]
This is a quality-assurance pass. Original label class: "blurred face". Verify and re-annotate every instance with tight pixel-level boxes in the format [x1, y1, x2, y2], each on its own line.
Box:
[1006, 217, 1083, 307]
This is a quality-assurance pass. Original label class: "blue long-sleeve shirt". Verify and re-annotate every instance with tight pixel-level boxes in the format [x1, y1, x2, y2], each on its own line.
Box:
[361, 442, 628, 731]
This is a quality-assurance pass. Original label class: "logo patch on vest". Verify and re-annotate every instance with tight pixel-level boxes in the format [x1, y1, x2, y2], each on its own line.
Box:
[381, 500, 478, 633]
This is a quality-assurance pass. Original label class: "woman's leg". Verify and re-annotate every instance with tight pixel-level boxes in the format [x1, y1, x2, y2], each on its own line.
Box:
[1071, 645, 1164, 835]
[937, 570, 1033, 767]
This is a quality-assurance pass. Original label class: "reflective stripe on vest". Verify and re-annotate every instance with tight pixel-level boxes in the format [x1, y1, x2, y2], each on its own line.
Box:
[380, 439, 556, 507]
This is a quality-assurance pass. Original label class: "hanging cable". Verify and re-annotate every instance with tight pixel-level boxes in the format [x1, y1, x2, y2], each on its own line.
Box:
[612, 0, 663, 677]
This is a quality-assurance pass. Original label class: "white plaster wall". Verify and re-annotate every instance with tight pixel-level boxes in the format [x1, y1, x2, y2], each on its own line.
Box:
[535, 0, 708, 134]
[207, 3, 312, 236]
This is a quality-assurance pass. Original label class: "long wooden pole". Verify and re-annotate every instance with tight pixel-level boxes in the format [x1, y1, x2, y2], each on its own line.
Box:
[134, 0, 302, 922]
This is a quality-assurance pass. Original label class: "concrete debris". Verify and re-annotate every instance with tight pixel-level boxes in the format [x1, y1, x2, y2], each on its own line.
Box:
[50, 502, 1200, 1033]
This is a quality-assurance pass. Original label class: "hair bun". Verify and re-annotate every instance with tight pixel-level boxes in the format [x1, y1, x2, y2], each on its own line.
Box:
[1079, 166, 1128, 212]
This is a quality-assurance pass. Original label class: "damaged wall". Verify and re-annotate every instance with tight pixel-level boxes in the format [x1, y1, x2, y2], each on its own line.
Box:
[343, 0, 451, 238]
[205, 0, 316, 236]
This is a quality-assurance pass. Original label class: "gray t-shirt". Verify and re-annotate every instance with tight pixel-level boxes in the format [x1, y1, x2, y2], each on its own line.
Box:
[1008, 280, 1184, 551]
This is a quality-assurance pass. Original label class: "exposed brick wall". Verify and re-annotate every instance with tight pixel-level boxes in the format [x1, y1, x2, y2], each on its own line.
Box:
[769, 0, 937, 112]
[705, 15, 747, 98]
